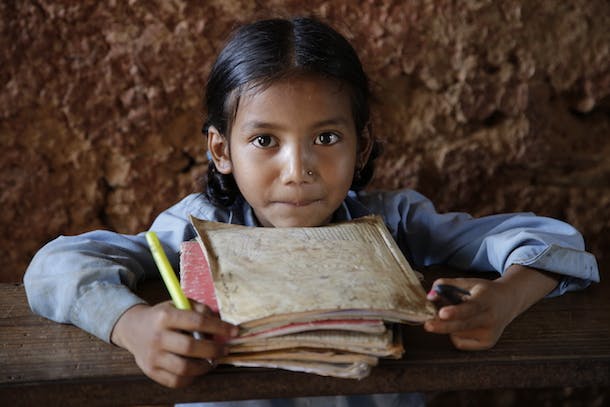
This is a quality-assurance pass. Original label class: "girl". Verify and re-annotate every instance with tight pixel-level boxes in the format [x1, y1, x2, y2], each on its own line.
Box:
[25, 16, 598, 405]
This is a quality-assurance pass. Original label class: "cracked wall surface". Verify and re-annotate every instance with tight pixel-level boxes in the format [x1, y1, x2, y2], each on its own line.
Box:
[1, 0, 609, 282]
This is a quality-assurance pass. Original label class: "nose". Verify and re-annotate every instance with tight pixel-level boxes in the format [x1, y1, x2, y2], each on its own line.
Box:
[279, 143, 314, 184]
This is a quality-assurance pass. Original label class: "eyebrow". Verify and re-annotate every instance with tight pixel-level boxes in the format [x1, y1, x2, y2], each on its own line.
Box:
[240, 117, 352, 132]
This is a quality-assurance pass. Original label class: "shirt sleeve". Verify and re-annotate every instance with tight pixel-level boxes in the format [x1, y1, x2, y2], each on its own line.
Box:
[367, 189, 600, 297]
[23, 194, 205, 342]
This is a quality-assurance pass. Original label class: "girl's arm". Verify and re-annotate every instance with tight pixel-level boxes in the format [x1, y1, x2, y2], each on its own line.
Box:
[24, 194, 239, 387]
[24, 231, 158, 341]
[23, 194, 213, 342]
[361, 189, 599, 295]
[357, 189, 599, 350]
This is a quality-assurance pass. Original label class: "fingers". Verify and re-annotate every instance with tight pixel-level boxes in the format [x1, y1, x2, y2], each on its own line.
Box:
[156, 351, 216, 377]
[432, 277, 473, 291]
[134, 339, 216, 389]
[424, 300, 500, 351]
[160, 329, 228, 359]
[425, 301, 487, 334]
[122, 302, 236, 389]
[156, 301, 238, 339]
[424, 278, 508, 351]
[144, 304, 228, 389]
[191, 301, 240, 338]
[148, 355, 215, 388]
[426, 277, 485, 333]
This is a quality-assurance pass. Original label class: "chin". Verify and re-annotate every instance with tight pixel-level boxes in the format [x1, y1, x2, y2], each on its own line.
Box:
[257, 203, 336, 228]
[266, 213, 332, 228]
[269, 219, 321, 228]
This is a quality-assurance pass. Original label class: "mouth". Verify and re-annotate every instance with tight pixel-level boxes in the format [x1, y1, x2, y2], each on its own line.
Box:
[273, 199, 321, 207]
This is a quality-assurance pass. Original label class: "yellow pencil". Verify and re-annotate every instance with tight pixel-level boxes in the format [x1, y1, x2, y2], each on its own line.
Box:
[146, 231, 203, 339]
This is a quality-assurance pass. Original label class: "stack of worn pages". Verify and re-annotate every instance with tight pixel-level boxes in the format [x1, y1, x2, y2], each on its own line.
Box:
[180, 215, 436, 379]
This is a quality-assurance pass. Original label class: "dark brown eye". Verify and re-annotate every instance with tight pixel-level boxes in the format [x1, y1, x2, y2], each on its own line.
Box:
[315, 132, 340, 145]
[253, 135, 276, 148]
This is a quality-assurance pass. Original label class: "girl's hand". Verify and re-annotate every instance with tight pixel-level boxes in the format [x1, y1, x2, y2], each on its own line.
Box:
[424, 265, 559, 350]
[111, 300, 238, 388]
[424, 277, 516, 350]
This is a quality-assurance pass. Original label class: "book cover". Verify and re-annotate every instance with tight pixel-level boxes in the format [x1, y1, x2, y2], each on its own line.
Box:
[190, 215, 436, 329]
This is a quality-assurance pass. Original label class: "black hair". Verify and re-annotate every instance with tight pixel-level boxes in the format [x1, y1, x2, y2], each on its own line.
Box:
[202, 16, 382, 207]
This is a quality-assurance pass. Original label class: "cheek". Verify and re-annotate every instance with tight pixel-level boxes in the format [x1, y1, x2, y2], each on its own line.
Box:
[231, 154, 273, 200]
[321, 149, 357, 182]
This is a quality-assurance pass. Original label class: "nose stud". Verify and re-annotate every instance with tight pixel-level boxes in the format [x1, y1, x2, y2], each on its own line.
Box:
[306, 170, 313, 176]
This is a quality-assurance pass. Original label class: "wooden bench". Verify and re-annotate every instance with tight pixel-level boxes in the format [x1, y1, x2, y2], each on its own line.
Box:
[1, 269, 608, 406]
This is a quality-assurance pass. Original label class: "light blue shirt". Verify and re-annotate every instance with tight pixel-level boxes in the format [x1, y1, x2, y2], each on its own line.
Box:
[23, 189, 599, 405]
[24, 188, 599, 342]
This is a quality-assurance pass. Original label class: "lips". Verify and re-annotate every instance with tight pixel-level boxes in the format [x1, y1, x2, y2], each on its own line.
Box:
[273, 199, 320, 207]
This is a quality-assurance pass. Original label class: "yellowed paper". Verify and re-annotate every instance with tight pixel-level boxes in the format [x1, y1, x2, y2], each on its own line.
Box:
[190, 215, 436, 328]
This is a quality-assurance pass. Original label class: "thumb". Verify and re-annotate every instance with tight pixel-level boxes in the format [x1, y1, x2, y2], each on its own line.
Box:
[190, 299, 219, 317]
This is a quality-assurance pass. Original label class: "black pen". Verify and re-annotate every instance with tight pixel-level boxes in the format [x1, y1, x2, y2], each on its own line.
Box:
[429, 284, 471, 308]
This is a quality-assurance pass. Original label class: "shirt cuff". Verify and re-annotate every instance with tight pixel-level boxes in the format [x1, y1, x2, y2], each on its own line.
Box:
[70, 281, 147, 343]
[505, 244, 600, 297]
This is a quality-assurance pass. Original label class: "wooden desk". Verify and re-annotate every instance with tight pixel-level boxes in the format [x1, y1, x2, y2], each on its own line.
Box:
[1, 272, 609, 406]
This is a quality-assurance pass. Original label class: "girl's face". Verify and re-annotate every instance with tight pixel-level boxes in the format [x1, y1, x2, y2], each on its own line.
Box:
[209, 75, 371, 227]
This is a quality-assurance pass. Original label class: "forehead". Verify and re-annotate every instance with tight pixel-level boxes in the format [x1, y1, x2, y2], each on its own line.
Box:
[233, 75, 354, 127]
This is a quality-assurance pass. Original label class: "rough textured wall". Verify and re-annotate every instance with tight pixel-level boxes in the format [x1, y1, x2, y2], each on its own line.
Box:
[1, 0, 609, 282]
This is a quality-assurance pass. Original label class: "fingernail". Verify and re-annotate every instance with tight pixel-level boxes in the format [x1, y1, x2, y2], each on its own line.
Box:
[427, 289, 437, 300]
[231, 326, 240, 337]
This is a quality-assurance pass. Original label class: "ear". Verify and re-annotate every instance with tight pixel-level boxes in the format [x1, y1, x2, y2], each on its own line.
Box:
[356, 123, 374, 169]
[207, 126, 233, 174]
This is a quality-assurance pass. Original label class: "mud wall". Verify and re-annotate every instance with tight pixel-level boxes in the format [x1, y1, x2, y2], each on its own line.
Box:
[1, 0, 609, 282]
